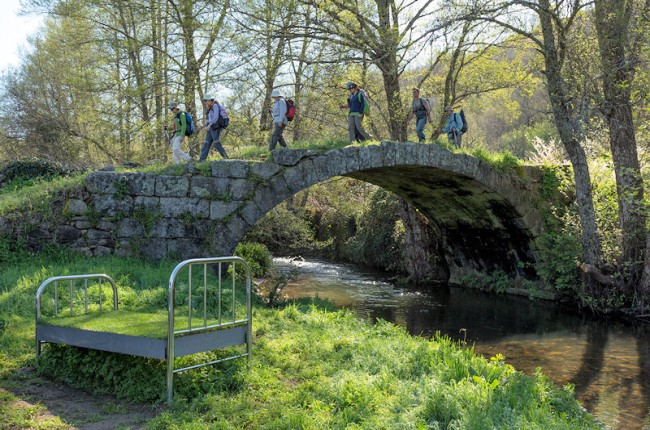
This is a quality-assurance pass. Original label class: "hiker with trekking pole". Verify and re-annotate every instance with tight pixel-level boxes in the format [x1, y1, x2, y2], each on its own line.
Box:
[435, 105, 464, 149]
[167, 102, 192, 164]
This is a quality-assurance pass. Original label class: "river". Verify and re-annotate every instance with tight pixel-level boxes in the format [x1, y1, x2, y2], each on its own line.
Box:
[274, 257, 650, 430]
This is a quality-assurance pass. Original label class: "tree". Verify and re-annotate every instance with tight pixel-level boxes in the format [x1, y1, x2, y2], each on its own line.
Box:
[296, 0, 438, 141]
[593, 0, 650, 293]
[469, 0, 605, 274]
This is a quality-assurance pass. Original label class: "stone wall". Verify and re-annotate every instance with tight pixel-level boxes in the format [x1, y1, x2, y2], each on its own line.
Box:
[0, 142, 548, 282]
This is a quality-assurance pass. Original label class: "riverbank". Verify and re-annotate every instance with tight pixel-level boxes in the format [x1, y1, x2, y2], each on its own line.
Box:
[0, 251, 604, 428]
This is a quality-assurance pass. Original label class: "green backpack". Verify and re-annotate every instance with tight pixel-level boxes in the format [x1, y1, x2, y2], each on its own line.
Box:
[357, 90, 370, 115]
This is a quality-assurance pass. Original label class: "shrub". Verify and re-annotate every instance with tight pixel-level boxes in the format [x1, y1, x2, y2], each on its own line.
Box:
[234, 242, 272, 278]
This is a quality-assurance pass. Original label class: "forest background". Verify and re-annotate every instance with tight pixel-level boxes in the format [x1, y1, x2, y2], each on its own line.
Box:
[1, 0, 650, 316]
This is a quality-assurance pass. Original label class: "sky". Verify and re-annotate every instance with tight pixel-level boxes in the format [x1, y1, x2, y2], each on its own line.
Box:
[0, 0, 44, 73]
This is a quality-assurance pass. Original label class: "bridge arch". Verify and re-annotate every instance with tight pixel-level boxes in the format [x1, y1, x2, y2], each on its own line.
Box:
[24, 142, 546, 283]
[234, 142, 544, 282]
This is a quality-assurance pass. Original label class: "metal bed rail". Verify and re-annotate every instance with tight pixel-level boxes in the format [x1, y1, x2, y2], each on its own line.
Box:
[36, 274, 118, 355]
[166, 256, 252, 404]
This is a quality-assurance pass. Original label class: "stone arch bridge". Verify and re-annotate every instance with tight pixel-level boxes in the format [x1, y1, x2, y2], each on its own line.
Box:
[46, 142, 546, 283]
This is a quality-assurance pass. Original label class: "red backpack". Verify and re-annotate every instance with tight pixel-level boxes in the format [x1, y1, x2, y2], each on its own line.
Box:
[285, 99, 296, 121]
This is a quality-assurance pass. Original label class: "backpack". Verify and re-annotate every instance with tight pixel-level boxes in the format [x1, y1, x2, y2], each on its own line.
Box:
[357, 90, 370, 115]
[183, 112, 195, 136]
[459, 109, 468, 133]
[213, 102, 229, 129]
[285, 99, 296, 121]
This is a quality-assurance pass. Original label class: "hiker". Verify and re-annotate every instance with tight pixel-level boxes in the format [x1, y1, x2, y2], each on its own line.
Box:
[269, 89, 288, 150]
[168, 103, 192, 164]
[439, 106, 463, 148]
[406, 88, 432, 144]
[339, 81, 372, 144]
[198, 94, 229, 161]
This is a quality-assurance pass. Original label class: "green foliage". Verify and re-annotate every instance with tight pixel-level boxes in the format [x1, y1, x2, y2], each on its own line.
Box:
[1, 251, 602, 428]
[244, 203, 324, 255]
[131, 205, 162, 236]
[234, 242, 272, 278]
[459, 270, 513, 294]
[470, 148, 523, 173]
[0, 171, 86, 215]
[343, 189, 406, 273]
[0, 159, 75, 187]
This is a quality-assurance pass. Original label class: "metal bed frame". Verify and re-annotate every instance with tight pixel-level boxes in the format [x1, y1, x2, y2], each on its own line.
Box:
[35, 256, 252, 403]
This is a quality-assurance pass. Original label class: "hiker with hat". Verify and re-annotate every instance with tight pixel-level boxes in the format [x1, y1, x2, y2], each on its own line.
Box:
[406, 88, 432, 144]
[339, 81, 372, 144]
[198, 94, 229, 161]
[438, 105, 463, 148]
[269, 88, 288, 150]
[168, 102, 192, 164]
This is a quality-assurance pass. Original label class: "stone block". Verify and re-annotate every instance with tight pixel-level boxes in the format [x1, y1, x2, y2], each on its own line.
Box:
[190, 176, 229, 198]
[65, 199, 88, 216]
[94, 246, 112, 257]
[74, 220, 92, 230]
[97, 221, 115, 231]
[155, 176, 189, 197]
[117, 218, 145, 238]
[159, 197, 209, 218]
[252, 177, 292, 213]
[139, 238, 168, 261]
[210, 160, 251, 178]
[210, 201, 240, 220]
[356, 145, 383, 170]
[240, 201, 264, 226]
[230, 179, 255, 200]
[87, 229, 112, 241]
[133, 196, 160, 211]
[92, 194, 134, 217]
[55, 225, 82, 244]
[250, 162, 282, 180]
[149, 218, 186, 238]
[127, 172, 156, 196]
[85, 171, 123, 194]
[167, 239, 203, 259]
[272, 149, 318, 166]
[380, 141, 399, 166]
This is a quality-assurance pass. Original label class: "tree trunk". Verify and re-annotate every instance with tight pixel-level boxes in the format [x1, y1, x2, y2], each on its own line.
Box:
[397, 198, 450, 284]
[594, 0, 647, 289]
[538, 0, 604, 268]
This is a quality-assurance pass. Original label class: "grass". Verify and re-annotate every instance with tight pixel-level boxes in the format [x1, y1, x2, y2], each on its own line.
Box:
[0, 249, 604, 428]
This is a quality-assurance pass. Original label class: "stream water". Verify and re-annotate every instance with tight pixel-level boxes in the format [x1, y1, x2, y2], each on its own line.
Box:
[275, 257, 650, 430]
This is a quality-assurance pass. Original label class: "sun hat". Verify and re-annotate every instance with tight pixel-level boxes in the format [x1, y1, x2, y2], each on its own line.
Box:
[444, 106, 453, 111]
[201, 94, 214, 101]
[168, 102, 178, 110]
[345, 81, 357, 90]
[271, 89, 282, 98]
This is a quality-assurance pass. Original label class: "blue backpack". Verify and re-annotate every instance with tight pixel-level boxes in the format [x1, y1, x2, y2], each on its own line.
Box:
[184, 112, 195, 136]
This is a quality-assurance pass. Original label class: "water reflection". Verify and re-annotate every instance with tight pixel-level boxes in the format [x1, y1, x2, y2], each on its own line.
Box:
[276, 257, 650, 430]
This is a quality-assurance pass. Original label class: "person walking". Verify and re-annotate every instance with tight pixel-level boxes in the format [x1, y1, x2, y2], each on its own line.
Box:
[168, 103, 192, 164]
[339, 81, 372, 144]
[439, 105, 463, 148]
[198, 94, 229, 161]
[406, 88, 432, 144]
[269, 89, 288, 150]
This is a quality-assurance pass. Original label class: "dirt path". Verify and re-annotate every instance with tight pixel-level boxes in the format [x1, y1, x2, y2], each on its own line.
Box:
[2, 368, 160, 430]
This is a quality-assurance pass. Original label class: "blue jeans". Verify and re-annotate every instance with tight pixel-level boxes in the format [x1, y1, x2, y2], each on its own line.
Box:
[416, 116, 427, 143]
[199, 128, 228, 161]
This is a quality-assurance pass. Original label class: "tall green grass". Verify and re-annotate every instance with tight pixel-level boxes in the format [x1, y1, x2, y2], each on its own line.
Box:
[0, 250, 602, 428]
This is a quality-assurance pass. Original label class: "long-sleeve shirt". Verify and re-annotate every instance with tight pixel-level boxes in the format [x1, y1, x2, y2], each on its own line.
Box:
[205, 102, 228, 128]
[442, 112, 463, 136]
[173, 112, 187, 137]
[348, 91, 365, 116]
[272, 98, 288, 125]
